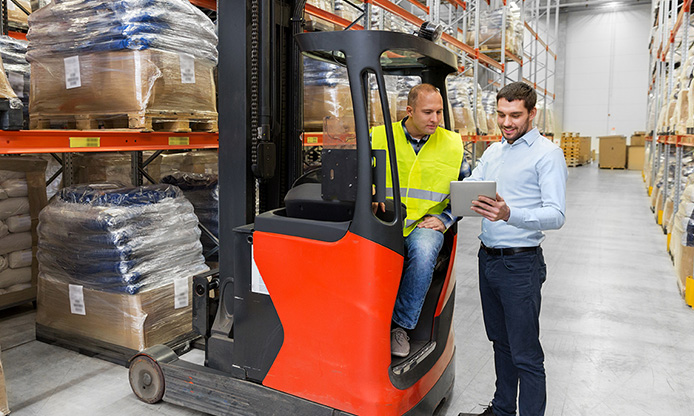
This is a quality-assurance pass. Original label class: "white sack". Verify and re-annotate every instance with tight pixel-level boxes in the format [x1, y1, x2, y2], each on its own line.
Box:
[0, 197, 29, 220]
[0, 232, 31, 255]
[6, 215, 30, 233]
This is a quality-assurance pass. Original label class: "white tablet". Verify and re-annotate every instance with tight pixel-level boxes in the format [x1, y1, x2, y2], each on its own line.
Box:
[450, 181, 497, 217]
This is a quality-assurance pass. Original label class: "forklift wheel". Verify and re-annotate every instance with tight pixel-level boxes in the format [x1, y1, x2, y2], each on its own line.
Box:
[129, 354, 165, 404]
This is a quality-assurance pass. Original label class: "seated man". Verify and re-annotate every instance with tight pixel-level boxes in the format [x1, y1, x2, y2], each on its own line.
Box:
[371, 83, 463, 357]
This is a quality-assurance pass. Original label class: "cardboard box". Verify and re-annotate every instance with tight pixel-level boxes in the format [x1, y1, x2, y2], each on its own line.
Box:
[36, 274, 193, 351]
[627, 145, 646, 171]
[630, 134, 646, 147]
[0, 351, 7, 416]
[30, 49, 217, 123]
[598, 135, 627, 169]
[578, 137, 592, 164]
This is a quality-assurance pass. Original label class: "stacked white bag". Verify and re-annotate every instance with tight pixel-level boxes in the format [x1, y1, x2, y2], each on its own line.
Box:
[0, 170, 32, 295]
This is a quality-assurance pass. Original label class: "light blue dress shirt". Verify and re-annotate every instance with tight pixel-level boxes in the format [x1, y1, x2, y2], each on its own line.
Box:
[465, 127, 567, 248]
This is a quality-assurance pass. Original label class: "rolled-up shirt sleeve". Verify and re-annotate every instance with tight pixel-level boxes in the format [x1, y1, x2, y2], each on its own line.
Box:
[506, 147, 567, 231]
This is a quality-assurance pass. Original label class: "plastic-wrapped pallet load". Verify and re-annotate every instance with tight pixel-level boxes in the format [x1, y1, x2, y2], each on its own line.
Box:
[7, 0, 31, 30]
[27, 0, 218, 131]
[0, 36, 30, 128]
[447, 74, 486, 135]
[671, 181, 694, 299]
[466, 2, 523, 56]
[161, 172, 218, 261]
[303, 57, 353, 132]
[36, 183, 209, 351]
[0, 157, 48, 306]
[481, 90, 501, 136]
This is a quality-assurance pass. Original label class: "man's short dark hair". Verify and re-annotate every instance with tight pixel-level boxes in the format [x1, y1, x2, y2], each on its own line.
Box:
[408, 83, 440, 109]
[497, 82, 536, 112]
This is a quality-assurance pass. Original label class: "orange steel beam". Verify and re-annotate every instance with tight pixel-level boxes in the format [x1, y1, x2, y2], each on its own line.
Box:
[505, 49, 522, 64]
[662, 0, 692, 59]
[7, 31, 26, 41]
[405, 0, 429, 14]
[441, 33, 502, 69]
[0, 131, 219, 154]
[189, 0, 216, 10]
[522, 77, 552, 98]
[305, 4, 364, 30]
[366, 0, 424, 29]
[524, 22, 556, 59]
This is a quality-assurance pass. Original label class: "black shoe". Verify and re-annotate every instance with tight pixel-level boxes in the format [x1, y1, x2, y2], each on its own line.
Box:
[458, 404, 494, 416]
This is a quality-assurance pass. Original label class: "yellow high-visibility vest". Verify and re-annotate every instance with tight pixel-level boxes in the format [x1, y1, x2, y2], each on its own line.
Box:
[372, 122, 463, 236]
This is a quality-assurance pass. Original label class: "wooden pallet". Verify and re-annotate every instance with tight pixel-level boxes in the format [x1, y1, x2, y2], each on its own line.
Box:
[30, 111, 218, 133]
[599, 166, 626, 170]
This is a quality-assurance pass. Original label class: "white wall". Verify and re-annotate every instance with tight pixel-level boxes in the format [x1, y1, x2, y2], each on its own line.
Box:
[560, 5, 651, 144]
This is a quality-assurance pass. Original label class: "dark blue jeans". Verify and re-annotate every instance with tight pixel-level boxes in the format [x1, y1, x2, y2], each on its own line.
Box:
[478, 246, 547, 416]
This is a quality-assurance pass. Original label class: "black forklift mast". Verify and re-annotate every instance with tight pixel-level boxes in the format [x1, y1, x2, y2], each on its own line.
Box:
[218, 0, 304, 273]
[211, 0, 306, 370]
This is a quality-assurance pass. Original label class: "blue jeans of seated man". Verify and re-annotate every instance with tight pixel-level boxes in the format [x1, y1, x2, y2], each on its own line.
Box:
[478, 246, 547, 416]
[392, 227, 444, 330]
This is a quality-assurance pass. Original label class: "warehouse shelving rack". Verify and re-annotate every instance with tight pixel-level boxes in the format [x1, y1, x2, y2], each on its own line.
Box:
[0, 0, 221, 314]
[302, 0, 558, 167]
[647, 0, 692, 229]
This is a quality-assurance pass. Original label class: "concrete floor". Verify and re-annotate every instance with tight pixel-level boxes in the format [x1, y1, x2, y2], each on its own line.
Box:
[2, 163, 693, 416]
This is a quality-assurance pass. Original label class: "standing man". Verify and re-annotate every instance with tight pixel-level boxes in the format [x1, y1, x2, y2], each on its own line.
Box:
[459, 82, 567, 416]
[371, 83, 463, 357]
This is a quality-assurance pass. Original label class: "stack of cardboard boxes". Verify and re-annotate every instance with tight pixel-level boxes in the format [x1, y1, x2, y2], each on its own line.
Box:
[628, 132, 646, 171]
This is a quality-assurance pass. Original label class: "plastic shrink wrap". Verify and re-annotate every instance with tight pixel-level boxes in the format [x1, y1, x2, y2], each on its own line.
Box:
[36, 183, 209, 350]
[466, 2, 523, 56]
[27, 0, 218, 129]
[447, 75, 486, 134]
[74, 150, 218, 186]
[304, 57, 353, 132]
[0, 36, 30, 127]
[0, 157, 48, 303]
[161, 172, 218, 260]
[671, 176, 694, 294]
[481, 90, 501, 136]
[7, 0, 31, 29]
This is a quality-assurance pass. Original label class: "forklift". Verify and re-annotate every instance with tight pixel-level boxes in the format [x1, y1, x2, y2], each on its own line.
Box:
[128, 1, 461, 414]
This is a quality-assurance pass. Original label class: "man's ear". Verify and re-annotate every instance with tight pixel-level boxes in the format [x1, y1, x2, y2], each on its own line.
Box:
[528, 107, 537, 122]
[406, 105, 414, 117]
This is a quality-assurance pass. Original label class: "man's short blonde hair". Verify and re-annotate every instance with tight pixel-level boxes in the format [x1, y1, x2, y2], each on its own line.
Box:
[407, 83, 440, 109]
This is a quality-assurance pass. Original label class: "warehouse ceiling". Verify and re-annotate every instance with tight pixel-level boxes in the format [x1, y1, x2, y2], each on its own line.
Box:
[557, 0, 651, 11]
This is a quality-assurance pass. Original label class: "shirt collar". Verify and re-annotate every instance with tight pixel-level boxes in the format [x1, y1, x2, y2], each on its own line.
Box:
[503, 127, 540, 147]
[401, 116, 430, 143]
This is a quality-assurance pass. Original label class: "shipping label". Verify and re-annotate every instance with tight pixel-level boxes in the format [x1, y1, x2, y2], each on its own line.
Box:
[174, 277, 189, 309]
[64, 56, 81, 89]
[179, 53, 196, 84]
[68, 284, 86, 315]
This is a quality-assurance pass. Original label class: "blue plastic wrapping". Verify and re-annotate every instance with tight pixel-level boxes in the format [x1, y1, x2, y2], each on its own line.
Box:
[161, 172, 218, 258]
[27, 0, 218, 64]
[37, 183, 209, 294]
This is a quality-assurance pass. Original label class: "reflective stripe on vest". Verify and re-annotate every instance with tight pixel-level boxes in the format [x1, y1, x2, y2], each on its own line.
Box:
[385, 187, 450, 203]
[372, 122, 463, 236]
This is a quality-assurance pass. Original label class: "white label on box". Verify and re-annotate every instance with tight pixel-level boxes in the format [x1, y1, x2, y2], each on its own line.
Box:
[8, 72, 23, 98]
[174, 277, 189, 309]
[179, 53, 196, 84]
[64, 56, 81, 89]
[251, 246, 269, 295]
[68, 284, 86, 315]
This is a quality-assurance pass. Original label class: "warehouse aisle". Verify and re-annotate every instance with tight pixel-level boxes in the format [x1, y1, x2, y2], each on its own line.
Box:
[447, 163, 694, 416]
[1, 163, 693, 416]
